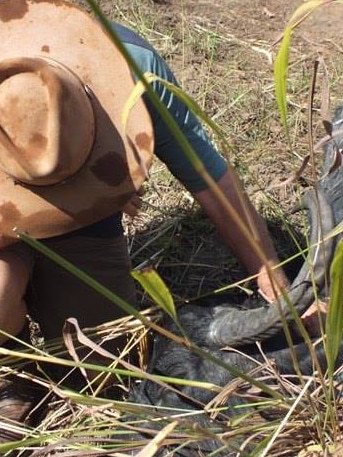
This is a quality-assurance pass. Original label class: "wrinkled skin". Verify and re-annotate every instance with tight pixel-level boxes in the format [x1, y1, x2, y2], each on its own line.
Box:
[128, 305, 343, 456]
[125, 105, 343, 456]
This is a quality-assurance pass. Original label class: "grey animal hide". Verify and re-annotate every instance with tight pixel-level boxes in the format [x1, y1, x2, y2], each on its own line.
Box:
[122, 104, 343, 457]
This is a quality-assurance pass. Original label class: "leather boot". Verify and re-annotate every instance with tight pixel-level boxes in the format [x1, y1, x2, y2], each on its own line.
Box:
[0, 374, 48, 443]
[0, 324, 50, 443]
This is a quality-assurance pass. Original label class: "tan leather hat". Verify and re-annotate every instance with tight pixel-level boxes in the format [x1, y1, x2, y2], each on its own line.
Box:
[0, 0, 154, 247]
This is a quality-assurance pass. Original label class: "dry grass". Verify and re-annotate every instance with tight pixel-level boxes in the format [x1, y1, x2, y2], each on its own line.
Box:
[3, 314, 343, 457]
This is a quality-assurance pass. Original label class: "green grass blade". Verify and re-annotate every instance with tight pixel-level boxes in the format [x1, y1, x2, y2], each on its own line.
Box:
[325, 241, 343, 376]
[131, 267, 176, 319]
[274, 0, 337, 135]
[287, 0, 334, 29]
[274, 25, 291, 136]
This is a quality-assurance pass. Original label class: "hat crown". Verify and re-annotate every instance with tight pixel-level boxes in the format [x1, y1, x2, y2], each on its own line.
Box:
[0, 0, 154, 246]
[0, 57, 95, 185]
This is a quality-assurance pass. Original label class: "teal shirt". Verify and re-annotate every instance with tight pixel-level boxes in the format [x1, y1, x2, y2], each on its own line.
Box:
[113, 22, 228, 193]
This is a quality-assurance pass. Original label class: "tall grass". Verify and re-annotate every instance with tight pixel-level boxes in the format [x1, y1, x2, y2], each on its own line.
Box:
[274, 0, 343, 381]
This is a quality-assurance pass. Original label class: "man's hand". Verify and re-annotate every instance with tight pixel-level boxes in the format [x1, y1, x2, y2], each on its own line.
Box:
[257, 263, 290, 303]
[122, 187, 145, 217]
[301, 300, 328, 337]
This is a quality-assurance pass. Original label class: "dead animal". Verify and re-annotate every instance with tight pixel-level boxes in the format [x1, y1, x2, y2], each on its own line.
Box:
[123, 104, 343, 456]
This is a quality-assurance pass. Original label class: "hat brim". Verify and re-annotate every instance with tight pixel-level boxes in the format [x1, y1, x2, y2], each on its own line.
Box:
[0, 0, 154, 246]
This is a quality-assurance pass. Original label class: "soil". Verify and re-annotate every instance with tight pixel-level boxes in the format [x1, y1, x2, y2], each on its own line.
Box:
[76, 0, 343, 300]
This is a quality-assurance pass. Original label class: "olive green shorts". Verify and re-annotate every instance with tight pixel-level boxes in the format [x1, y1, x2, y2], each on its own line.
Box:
[9, 234, 136, 340]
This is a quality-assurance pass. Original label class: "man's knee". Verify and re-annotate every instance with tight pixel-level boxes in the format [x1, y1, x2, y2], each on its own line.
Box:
[0, 244, 33, 343]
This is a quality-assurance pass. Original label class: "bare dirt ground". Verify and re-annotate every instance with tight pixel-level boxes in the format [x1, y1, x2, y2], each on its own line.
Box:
[77, 0, 343, 301]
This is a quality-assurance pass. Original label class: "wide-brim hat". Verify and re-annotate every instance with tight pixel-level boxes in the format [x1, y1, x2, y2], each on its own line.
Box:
[0, 0, 154, 247]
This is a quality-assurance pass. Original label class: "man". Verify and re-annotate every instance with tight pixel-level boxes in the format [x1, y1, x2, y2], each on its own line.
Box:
[0, 0, 291, 440]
